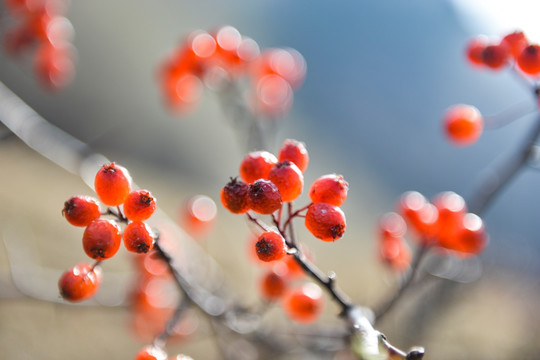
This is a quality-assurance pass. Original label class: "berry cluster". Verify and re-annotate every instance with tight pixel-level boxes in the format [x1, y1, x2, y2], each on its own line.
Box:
[158, 25, 305, 116]
[2, 0, 75, 90]
[221, 139, 349, 323]
[58, 162, 157, 302]
[377, 190, 487, 272]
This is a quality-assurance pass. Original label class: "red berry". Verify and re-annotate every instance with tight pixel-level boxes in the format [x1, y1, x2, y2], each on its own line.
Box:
[305, 203, 346, 241]
[259, 263, 289, 301]
[438, 213, 487, 256]
[58, 263, 101, 302]
[481, 43, 509, 70]
[82, 219, 122, 260]
[123, 189, 157, 222]
[268, 161, 304, 202]
[180, 194, 217, 238]
[309, 174, 349, 206]
[255, 231, 287, 262]
[397, 191, 438, 241]
[124, 221, 155, 253]
[278, 138, 309, 173]
[135, 346, 167, 360]
[62, 195, 101, 227]
[465, 36, 487, 67]
[94, 162, 132, 206]
[443, 104, 483, 146]
[378, 212, 407, 239]
[220, 177, 250, 214]
[517, 44, 540, 76]
[239, 150, 277, 183]
[501, 30, 528, 58]
[282, 283, 324, 323]
[253, 74, 293, 116]
[34, 42, 75, 90]
[248, 179, 282, 214]
[432, 191, 467, 245]
[253, 48, 306, 89]
[379, 237, 411, 272]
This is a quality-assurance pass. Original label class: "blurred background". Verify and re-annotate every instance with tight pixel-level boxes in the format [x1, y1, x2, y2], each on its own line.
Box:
[2, 0, 540, 359]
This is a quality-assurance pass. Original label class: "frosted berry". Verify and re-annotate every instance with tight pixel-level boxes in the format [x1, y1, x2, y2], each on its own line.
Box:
[123, 221, 155, 253]
[259, 264, 289, 301]
[305, 203, 346, 241]
[135, 346, 167, 360]
[255, 231, 287, 262]
[443, 104, 483, 146]
[248, 179, 282, 214]
[239, 150, 277, 183]
[517, 44, 540, 76]
[62, 195, 101, 227]
[220, 177, 250, 214]
[58, 263, 101, 302]
[123, 189, 157, 222]
[278, 139, 309, 173]
[309, 174, 349, 207]
[283, 283, 324, 323]
[268, 161, 304, 202]
[94, 162, 132, 206]
[82, 219, 122, 260]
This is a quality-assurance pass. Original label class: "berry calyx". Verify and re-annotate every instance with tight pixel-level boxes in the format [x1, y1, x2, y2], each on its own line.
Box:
[239, 150, 277, 183]
[517, 44, 540, 76]
[268, 161, 304, 202]
[309, 174, 349, 206]
[82, 219, 122, 260]
[443, 104, 483, 146]
[62, 195, 101, 227]
[305, 203, 346, 241]
[94, 162, 132, 206]
[248, 179, 282, 214]
[123, 221, 155, 253]
[220, 177, 250, 214]
[282, 283, 324, 323]
[278, 138, 309, 173]
[255, 231, 287, 262]
[123, 189, 157, 222]
[58, 263, 101, 302]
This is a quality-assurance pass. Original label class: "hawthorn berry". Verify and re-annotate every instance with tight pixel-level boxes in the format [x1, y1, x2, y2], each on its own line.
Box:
[378, 212, 407, 239]
[123, 189, 157, 222]
[124, 221, 155, 253]
[481, 43, 509, 70]
[397, 191, 438, 241]
[268, 161, 304, 202]
[62, 195, 101, 227]
[379, 237, 411, 272]
[134, 346, 167, 360]
[58, 263, 101, 302]
[432, 191, 467, 245]
[309, 174, 349, 207]
[239, 150, 278, 183]
[94, 162, 132, 206]
[259, 264, 289, 301]
[438, 213, 487, 256]
[443, 104, 483, 146]
[180, 194, 217, 237]
[282, 283, 324, 323]
[278, 138, 309, 173]
[465, 36, 488, 67]
[517, 44, 540, 76]
[248, 179, 282, 214]
[255, 231, 287, 262]
[305, 203, 346, 241]
[501, 30, 528, 58]
[220, 177, 250, 214]
[82, 219, 122, 260]
[254, 74, 294, 116]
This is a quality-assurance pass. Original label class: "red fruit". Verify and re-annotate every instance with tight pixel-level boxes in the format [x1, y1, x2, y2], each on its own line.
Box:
[135, 346, 167, 360]
[162, 72, 203, 113]
[268, 161, 304, 202]
[255, 231, 287, 262]
[305, 203, 346, 241]
[379, 237, 411, 272]
[82, 219, 122, 260]
[239, 150, 278, 183]
[517, 44, 540, 76]
[309, 174, 349, 206]
[481, 43, 509, 70]
[94, 162, 132, 206]
[278, 138, 309, 173]
[248, 179, 282, 214]
[501, 30, 528, 58]
[220, 178, 250, 214]
[378, 212, 407, 239]
[282, 283, 324, 323]
[58, 263, 101, 302]
[123, 221, 155, 253]
[253, 74, 293, 116]
[443, 104, 483, 146]
[397, 191, 438, 241]
[34, 42, 75, 90]
[62, 195, 101, 227]
[253, 48, 307, 89]
[123, 189, 157, 222]
[438, 213, 487, 256]
[180, 194, 217, 237]
[432, 191, 467, 245]
[465, 36, 487, 67]
[259, 263, 289, 301]
[213, 25, 243, 68]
